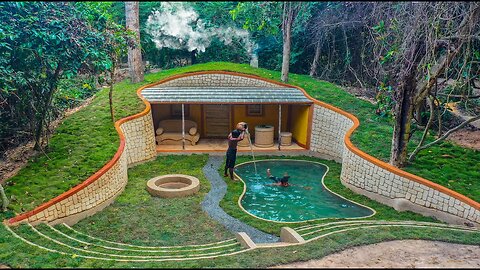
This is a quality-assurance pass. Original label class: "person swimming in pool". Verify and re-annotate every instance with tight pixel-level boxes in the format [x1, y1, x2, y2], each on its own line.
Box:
[266, 168, 290, 187]
[266, 168, 313, 189]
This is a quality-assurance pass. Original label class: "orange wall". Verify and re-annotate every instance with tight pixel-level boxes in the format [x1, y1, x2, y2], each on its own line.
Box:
[232, 105, 289, 139]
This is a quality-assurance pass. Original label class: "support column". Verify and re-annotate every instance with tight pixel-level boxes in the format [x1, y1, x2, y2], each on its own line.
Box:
[182, 104, 185, 150]
[278, 104, 282, 150]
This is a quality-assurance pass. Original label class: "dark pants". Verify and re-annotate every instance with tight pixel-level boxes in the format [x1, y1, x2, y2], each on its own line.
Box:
[224, 148, 237, 175]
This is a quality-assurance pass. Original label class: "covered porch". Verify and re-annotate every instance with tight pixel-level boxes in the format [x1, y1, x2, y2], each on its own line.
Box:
[155, 138, 306, 152]
[141, 86, 314, 153]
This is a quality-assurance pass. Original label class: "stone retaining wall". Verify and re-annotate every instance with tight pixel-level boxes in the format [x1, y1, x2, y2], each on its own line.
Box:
[309, 103, 480, 225]
[121, 111, 156, 166]
[7, 71, 479, 227]
[341, 146, 480, 224]
[310, 105, 353, 162]
[8, 96, 157, 226]
[22, 152, 129, 226]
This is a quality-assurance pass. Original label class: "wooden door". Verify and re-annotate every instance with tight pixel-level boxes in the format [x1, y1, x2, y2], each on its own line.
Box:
[204, 105, 231, 137]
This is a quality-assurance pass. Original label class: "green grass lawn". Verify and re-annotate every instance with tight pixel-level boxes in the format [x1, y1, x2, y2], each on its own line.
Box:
[1, 154, 478, 268]
[2, 62, 478, 218]
[71, 154, 234, 246]
[0, 62, 478, 267]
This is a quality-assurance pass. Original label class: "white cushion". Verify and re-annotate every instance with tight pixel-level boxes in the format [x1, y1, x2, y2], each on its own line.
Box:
[189, 127, 197, 136]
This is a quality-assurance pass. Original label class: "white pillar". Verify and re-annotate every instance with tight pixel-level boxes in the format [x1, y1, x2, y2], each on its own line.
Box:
[278, 104, 282, 150]
[182, 104, 185, 150]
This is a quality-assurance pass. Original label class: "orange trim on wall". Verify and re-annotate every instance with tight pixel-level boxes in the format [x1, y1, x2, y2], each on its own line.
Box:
[7, 79, 162, 225]
[147, 70, 480, 211]
[9, 69, 479, 226]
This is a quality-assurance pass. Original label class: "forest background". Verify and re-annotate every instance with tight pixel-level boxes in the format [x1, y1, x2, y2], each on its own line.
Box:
[0, 1, 479, 171]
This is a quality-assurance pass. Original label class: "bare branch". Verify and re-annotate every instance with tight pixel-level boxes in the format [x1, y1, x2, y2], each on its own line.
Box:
[410, 114, 480, 158]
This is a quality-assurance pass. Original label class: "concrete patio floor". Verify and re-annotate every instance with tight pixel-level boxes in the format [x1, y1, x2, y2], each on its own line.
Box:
[156, 138, 307, 153]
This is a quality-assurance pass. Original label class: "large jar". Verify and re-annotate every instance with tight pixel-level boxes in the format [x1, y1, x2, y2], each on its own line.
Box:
[254, 125, 274, 148]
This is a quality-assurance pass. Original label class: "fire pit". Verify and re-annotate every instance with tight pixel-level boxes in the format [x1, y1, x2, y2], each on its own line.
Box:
[146, 174, 200, 198]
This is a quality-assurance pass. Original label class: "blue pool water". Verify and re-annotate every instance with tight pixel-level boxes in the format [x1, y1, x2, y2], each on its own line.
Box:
[235, 160, 374, 222]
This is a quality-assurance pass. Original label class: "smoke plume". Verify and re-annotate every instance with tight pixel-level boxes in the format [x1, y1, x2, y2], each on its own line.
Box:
[145, 2, 255, 56]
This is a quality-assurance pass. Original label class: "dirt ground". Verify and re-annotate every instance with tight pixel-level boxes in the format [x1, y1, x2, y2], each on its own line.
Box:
[448, 128, 480, 151]
[272, 240, 480, 268]
[0, 240, 478, 269]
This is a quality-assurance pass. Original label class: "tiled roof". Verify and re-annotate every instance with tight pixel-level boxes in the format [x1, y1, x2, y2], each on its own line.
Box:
[141, 87, 313, 104]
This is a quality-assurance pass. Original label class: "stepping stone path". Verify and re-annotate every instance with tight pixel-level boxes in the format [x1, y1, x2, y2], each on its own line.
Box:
[4, 154, 478, 263]
[201, 154, 280, 243]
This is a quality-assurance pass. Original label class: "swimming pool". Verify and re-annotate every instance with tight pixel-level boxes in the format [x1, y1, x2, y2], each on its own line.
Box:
[235, 159, 375, 222]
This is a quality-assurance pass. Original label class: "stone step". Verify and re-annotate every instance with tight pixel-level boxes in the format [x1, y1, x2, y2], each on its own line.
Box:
[38, 224, 243, 257]
[58, 223, 239, 251]
[7, 223, 247, 262]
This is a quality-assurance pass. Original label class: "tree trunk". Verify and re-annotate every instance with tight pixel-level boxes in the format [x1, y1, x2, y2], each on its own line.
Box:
[125, 2, 144, 83]
[389, 40, 421, 167]
[390, 4, 480, 167]
[281, 2, 296, 83]
[390, 69, 417, 167]
[33, 66, 61, 151]
[109, 64, 116, 123]
[414, 99, 427, 127]
[408, 96, 435, 162]
[191, 49, 197, 65]
[309, 39, 322, 77]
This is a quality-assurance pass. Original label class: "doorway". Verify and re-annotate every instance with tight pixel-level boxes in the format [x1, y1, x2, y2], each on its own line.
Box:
[203, 105, 231, 137]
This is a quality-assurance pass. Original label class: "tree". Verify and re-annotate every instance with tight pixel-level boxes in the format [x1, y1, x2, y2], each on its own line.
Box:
[280, 2, 302, 82]
[125, 2, 144, 83]
[231, 2, 314, 82]
[102, 22, 135, 123]
[367, 2, 480, 167]
[76, 2, 133, 123]
[306, 2, 373, 82]
[0, 2, 109, 151]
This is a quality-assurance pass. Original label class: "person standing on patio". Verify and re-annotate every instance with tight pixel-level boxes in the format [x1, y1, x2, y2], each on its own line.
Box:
[224, 122, 247, 180]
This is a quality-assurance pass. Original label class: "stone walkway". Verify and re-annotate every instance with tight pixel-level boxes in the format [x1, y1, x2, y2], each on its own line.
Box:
[201, 154, 279, 243]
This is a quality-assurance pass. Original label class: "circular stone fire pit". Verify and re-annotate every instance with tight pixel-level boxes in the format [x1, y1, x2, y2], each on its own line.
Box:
[146, 174, 200, 198]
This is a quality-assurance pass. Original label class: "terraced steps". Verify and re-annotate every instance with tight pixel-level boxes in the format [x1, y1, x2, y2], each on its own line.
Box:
[5, 223, 249, 262]
[292, 220, 479, 242]
[5, 220, 478, 262]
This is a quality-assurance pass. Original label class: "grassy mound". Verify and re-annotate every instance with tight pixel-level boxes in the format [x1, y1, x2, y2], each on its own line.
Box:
[2, 61, 478, 218]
